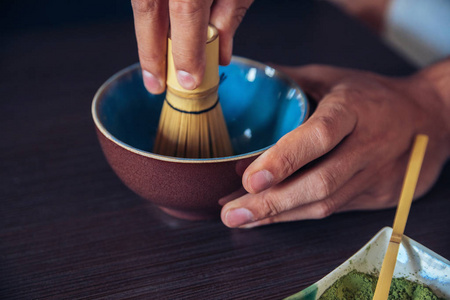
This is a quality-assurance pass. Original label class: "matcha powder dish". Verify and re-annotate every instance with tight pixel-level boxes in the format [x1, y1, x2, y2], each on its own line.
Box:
[319, 270, 445, 300]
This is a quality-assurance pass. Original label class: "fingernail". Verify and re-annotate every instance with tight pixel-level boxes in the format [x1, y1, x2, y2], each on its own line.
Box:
[240, 221, 261, 229]
[142, 70, 163, 94]
[225, 208, 254, 227]
[177, 70, 197, 90]
[248, 170, 273, 193]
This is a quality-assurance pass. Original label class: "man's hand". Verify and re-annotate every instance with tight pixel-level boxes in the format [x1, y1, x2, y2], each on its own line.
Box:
[220, 63, 450, 228]
[131, 0, 253, 94]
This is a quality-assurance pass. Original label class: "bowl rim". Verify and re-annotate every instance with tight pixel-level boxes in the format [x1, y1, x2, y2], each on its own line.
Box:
[91, 56, 309, 164]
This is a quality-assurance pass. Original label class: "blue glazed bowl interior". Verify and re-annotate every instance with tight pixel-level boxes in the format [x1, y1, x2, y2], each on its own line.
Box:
[95, 57, 308, 159]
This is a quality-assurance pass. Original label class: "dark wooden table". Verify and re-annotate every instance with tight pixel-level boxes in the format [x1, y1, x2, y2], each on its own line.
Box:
[1, 0, 449, 299]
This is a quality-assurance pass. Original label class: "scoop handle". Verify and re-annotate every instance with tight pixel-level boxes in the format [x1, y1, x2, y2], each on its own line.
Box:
[373, 134, 428, 300]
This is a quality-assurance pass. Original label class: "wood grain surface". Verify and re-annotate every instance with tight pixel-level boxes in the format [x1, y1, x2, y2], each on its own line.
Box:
[1, 0, 449, 299]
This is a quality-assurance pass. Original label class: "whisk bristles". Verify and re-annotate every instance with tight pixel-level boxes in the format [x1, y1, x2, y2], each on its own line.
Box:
[153, 25, 233, 158]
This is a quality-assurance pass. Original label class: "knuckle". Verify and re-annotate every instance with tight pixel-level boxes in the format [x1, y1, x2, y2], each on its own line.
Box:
[260, 193, 283, 217]
[315, 200, 336, 219]
[312, 116, 336, 152]
[138, 49, 164, 67]
[213, 7, 248, 31]
[310, 169, 338, 200]
[171, 49, 204, 74]
[131, 0, 159, 14]
[213, 0, 252, 31]
[378, 194, 395, 207]
[369, 188, 397, 208]
[171, 46, 200, 62]
[312, 103, 346, 151]
[169, 0, 204, 16]
[273, 142, 299, 176]
[332, 87, 362, 106]
[231, 6, 249, 26]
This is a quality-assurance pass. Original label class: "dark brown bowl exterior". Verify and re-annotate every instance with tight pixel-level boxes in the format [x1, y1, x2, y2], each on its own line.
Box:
[96, 129, 254, 220]
[92, 60, 309, 221]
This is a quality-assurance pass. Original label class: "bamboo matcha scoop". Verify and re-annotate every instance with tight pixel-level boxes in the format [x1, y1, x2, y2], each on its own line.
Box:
[373, 134, 428, 300]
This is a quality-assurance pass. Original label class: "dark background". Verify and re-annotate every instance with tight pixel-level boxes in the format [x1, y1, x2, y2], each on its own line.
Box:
[1, 0, 132, 31]
[2, 1, 448, 299]
[1, 0, 416, 73]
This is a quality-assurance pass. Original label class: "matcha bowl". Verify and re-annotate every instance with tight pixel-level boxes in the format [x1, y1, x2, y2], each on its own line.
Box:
[286, 227, 450, 300]
[92, 57, 309, 220]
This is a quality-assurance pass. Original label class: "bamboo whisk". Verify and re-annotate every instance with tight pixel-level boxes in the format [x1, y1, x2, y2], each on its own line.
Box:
[153, 25, 233, 158]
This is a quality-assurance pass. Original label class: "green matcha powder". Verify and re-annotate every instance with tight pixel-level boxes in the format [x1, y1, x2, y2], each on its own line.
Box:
[319, 270, 445, 300]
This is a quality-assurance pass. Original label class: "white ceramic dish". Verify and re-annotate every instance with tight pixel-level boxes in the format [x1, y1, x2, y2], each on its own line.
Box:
[286, 227, 450, 299]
